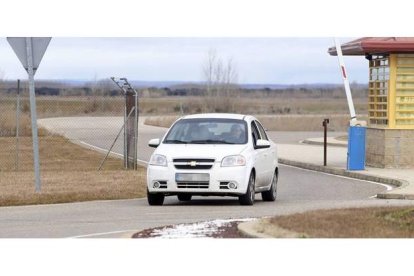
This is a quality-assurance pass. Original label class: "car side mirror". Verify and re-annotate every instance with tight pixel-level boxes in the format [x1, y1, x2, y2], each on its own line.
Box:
[255, 139, 270, 149]
[148, 138, 160, 148]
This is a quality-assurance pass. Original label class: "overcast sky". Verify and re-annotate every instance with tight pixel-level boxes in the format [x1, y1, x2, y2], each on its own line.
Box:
[0, 37, 368, 84]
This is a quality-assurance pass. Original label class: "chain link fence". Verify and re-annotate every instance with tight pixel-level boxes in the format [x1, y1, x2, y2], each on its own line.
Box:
[0, 79, 147, 205]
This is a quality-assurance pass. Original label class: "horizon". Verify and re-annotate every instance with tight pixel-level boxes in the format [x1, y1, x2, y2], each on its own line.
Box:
[0, 78, 368, 89]
[0, 38, 369, 84]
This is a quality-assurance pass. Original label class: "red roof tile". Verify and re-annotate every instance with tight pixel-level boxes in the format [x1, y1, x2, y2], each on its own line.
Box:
[328, 37, 414, 56]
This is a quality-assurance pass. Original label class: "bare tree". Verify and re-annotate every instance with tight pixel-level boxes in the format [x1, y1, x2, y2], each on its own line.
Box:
[202, 49, 239, 112]
[203, 48, 217, 97]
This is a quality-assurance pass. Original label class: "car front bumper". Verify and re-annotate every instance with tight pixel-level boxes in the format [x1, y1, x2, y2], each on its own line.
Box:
[147, 162, 251, 196]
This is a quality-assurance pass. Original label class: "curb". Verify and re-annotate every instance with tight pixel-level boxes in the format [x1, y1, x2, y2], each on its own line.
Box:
[278, 158, 405, 187]
[300, 139, 347, 148]
[237, 220, 274, 238]
[238, 219, 305, 238]
[376, 193, 414, 200]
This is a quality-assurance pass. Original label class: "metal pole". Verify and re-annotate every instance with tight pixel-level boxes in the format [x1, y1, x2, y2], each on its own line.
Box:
[15, 79, 21, 171]
[323, 119, 329, 166]
[124, 99, 127, 169]
[334, 38, 357, 123]
[26, 38, 41, 192]
[134, 89, 138, 170]
[98, 107, 135, 171]
[110, 77, 129, 169]
[110, 77, 139, 170]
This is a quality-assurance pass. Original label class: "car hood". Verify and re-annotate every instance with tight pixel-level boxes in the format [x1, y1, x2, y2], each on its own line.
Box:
[156, 144, 249, 162]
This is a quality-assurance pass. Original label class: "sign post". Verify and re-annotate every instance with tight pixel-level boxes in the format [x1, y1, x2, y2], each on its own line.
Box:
[7, 37, 51, 192]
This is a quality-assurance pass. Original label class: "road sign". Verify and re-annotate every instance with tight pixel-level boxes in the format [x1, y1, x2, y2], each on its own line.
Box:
[7, 37, 51, 192]
[7, 37, 51, 75]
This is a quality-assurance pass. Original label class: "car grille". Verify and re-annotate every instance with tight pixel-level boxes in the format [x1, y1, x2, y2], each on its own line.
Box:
[173, 158, 215, 170]
[158, 181, 167, 189]
[220, 182, 230, 189]
[176, 181, 209, 189]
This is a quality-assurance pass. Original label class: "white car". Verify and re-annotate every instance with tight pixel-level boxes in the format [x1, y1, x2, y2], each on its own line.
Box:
[146, 113, 278, 206]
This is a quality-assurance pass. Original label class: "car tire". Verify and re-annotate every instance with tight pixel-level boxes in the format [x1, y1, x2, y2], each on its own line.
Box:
[239, 171, 255, 206]
[261, 170, 278, 201]
[147, 189, 164, 206]
[177, 194, 192, 201]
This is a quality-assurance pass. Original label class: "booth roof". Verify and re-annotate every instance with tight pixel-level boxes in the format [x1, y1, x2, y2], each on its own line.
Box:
[328, 37, 414, 56]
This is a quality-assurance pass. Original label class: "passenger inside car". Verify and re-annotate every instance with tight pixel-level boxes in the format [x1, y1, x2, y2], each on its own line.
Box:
[225, 124, 245, 143]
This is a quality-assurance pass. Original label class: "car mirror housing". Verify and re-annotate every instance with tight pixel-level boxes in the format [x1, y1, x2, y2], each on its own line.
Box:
[148, 138, 160, 148]
[255, 139, 270, 149]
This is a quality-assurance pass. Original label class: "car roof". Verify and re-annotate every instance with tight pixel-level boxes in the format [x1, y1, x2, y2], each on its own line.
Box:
[182, 113, 251, 121]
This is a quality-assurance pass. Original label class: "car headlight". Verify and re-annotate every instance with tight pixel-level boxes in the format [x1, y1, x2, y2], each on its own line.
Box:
[149, 154, 167, 167]
[221, 155, 246, 167]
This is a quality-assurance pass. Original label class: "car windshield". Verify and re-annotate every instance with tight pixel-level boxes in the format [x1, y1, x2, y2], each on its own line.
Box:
[164, 118, 248, 144]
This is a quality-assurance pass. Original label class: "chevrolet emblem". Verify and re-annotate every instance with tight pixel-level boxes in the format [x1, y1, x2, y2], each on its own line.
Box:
[188, 161, 197, 167]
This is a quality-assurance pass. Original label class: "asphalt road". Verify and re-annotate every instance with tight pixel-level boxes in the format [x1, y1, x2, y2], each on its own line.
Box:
[1, 117, 411, 238]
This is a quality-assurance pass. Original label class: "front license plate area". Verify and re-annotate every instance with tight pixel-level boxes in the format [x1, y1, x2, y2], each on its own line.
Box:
[175, 173, 210, 182]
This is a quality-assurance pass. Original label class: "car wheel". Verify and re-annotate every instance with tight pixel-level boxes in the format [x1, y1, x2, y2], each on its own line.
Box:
[239, 171, 255, 205]
[147, 189, 164, 206]
[261, 170, 278, 201]
[177, 194, 192, 201]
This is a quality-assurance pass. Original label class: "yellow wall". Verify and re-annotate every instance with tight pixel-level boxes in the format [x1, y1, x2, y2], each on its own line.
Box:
[394, 54, 414, 129]
[369, 54, 414, 129]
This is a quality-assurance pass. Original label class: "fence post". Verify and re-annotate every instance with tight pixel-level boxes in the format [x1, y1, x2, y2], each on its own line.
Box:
[15, 79, 20, 171]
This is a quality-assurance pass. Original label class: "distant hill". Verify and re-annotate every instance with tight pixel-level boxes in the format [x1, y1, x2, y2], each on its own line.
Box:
[1, 79, 368, 91]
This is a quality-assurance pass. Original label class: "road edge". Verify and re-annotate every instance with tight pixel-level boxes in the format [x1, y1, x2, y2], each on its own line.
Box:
[279, 158, 407, 187]
[238, 218, 306, 238]
[300, 139, 347, 148]
[238, 159, 412, 239]
[279, 158, 414, 200]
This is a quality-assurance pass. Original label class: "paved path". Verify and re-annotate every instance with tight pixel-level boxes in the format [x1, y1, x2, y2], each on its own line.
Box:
[0, 116, 409, 238]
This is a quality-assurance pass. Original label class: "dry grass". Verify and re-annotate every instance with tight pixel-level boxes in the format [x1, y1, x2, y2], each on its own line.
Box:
[139, 96, 367, 116]
[145, 116, 180, 129]
[1, 95, 368, 120]
[0, 170, 146, 206]
[0, 135, 147, 206]
[1, 112, 30, 137]
[269, 207, 414, 238]
[145, 114, 368, 132]
[0, 136, 122, 171]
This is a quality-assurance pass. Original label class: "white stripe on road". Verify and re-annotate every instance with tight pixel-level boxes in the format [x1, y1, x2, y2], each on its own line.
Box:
[79, 141, 148, 164]
[66, 229, 139, 239]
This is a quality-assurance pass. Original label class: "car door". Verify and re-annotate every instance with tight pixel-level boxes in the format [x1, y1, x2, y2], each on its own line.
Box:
[251, 121, 267, 188]
[254, 120, 274, 186]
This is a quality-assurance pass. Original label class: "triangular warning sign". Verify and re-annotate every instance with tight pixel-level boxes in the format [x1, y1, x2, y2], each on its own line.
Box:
[7, 37, 51, 75]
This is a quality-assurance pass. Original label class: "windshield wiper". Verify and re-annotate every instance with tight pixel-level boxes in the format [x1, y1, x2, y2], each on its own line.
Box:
[164, 139, 188, 144]
[189, 140, 236, 144]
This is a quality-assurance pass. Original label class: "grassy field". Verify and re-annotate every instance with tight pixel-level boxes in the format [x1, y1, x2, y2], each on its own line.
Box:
[266, 207, 414, 238]
[1, 95, 368, 117]
[0, 135, 147, 206]
[145, 114, 368, 132]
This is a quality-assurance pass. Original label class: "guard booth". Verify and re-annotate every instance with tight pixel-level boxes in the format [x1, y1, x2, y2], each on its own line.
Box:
[329, 38, 414, 168]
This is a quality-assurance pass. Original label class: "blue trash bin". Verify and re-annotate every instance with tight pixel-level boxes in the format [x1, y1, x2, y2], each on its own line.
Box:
[347, 126, 366, 170]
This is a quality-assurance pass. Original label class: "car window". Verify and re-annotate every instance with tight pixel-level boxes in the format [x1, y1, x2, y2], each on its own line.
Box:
[254, 120, 268, 141]
[251, 121, 260, 147]
[164, 118, 248, 144]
